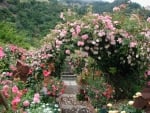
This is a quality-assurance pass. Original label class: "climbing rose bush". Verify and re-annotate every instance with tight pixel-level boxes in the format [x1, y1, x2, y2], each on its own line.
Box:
[48, 9, 150, 99]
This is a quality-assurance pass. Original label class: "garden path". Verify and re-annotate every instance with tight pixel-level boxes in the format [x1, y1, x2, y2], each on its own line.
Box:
[58, 71, 95, 113]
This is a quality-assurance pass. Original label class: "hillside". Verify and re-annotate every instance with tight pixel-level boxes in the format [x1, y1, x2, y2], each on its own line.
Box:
[0, 0, 149, 48]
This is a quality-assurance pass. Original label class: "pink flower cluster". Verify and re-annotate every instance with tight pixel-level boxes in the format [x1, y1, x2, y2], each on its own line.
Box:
[11, 86, 24, 111]
[113, 7, 120, 12]
[2, 85, 10, 98]
[81, 34, 89, 40]
[23, 100, 30, 107]
[0, 47, 5, 59]
[60, 30, 67, 38]
[11, 97, 21, 110]
[65, 49, 71, 55]
[77, 41, 84, 46]
[55, 39, 62, 48]
[130, 42, 137, 48]
[147, 17, 150, 23]
[33, 93, 40, 103]
[43, 70, 51, 77]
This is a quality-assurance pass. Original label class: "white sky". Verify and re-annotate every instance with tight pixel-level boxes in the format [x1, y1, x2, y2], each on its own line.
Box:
[103, 0, 150, 7]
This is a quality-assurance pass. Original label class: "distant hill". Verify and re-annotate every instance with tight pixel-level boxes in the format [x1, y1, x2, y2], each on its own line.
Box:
[0, 0, 149, 46]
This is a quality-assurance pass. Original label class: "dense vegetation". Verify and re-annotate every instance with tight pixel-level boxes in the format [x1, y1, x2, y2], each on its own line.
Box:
[0, 0, 150, 47]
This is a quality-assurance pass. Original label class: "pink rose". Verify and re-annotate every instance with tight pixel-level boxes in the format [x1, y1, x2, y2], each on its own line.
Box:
[12, 86, 19, 94]
[11, 97, 21, 106]
[81, 34, 88, 40]
[76, 25, 81, 34]
[60, 30, 67, 37]
[33, 93, 40, 103]
[98, 31, 105, 37]
[113, 7, 120, 12]
[23, 100, 30, 107]
[2, 85, 10, 98]
[130, 42, 137, 48]
[77, 41, 84, 46]
[34, 93, 40, 98]
[55, 40, 62, 45]
[147, 70, 150, 76]
[65, 49, 70, 55]
[72, 31, 77, 37]
[147, 17, 150, 23]
[0, 47, 5, 59]
[33, 97, 40, 103]
[43, 70, 51, 77]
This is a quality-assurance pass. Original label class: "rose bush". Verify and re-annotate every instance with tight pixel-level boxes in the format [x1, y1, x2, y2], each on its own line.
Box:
[46, 7, 150, 99]
[0, 45, 65, 112]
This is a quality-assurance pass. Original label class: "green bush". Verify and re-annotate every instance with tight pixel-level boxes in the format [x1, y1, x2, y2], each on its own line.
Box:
[0, 21, 31, 49]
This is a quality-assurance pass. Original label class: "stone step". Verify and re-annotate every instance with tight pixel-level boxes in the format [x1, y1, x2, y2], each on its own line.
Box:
[61, 74, 77, 80]
[63, 80, 77, 86]
[61, 72, 74, 75]
[63, 80, 78, 94]
[59, 94, 93, 113]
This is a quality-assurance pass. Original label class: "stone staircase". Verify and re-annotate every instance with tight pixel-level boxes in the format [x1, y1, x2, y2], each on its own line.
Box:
[59, 67, 94, 113]
[61, 72, 78, 94]
[61, 72, 77, 81]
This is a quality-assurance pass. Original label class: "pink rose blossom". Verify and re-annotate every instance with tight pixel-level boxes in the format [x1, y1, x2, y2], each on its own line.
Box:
[77, 41, 84, 46]
[55, 40, 62, 45]
[60, 30, 67, 37]
[11, 97, 21, 109]
[9, 45, 17, 52]
[2, 85, 10, 98]
[113, 7, 120, 12]
[65, 49, 71, 55]
[117, 38, 122, 44]
[34, 93, 40, 98]
[12, 86, 19, 94]
[52, 85, 58, 91]
[0, 47, 5, 59]
[33, 93, 40, 103]
[130, 42, 137, 48]
[33, 98, 40, 103]
[6, 72, 12, 76]
[23, 100, 30, 107]
[147, 70, 150, 76]
[17, 91, 23, 97]
[76, 25, 81, 34]
[147, 17, 150, 23]
[72, 31, 77, 37]
[98, 30, 105, 37]
[43, 70, 51, 77]
[81, 34, 89, 40]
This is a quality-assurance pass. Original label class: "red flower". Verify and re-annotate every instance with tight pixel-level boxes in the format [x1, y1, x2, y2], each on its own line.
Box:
[43, 70, 51, 77]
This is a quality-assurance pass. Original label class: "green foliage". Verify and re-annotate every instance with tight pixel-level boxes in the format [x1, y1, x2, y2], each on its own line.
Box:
[0, 0, 65, 40]
[0, 22, 31, 48]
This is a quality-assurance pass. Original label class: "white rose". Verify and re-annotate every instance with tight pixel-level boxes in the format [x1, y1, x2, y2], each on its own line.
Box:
[133, 95, 138, 98]
[108, 110, 119, 113]
[128, 101, 134, 105]
[120, 111, 126, 113]
[107, 103, 112, 108]
[136, 92, 142, 97]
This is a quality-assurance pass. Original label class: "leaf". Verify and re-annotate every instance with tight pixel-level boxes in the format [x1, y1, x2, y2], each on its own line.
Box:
[108, 67, 117, 75]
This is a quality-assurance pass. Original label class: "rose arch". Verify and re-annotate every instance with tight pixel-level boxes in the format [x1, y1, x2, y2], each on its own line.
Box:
[42, 10, 150, 100]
